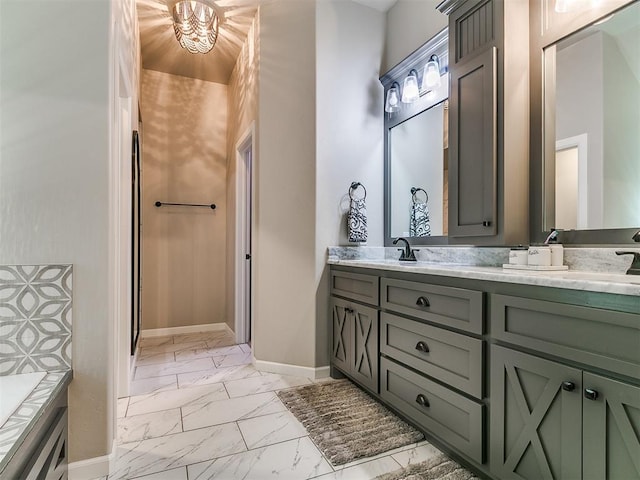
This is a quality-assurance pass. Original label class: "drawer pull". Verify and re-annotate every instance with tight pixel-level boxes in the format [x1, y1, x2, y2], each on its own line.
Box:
[344, 307, 354, 314]
[415, 394, 430, 408]
[584, 388, 599, 401]
[416, 296, 430, 307]
[415, 341, 430, 353]
[561, 381, 575, 392]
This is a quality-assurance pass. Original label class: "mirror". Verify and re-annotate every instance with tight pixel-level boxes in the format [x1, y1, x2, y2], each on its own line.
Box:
[389, 101, 448, 238]
[544, 1, 640, 232]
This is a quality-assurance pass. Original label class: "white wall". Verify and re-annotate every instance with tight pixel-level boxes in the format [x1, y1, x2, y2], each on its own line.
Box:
[383, 0, 447, 74]
[316, 0, 385, 365]
[0, 0, 139, 468]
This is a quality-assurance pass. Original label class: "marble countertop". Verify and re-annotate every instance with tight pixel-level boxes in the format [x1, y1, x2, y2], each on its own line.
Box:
[328, 258, 640, 297]
[0, 370, 72, 475]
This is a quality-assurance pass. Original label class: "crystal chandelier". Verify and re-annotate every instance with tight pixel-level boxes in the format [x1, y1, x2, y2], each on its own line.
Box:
[169, 0, 219, 54]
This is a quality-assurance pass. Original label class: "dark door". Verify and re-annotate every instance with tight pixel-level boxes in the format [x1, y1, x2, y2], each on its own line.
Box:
[131, 129, 142, 354]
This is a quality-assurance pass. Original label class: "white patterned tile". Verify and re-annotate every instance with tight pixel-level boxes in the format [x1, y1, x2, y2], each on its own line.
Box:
[129, 375, 177, 397]
[239, 343, 252, 353]
[134, 358, 214, 380]
[187, 437, 332, 480]
[224, 373, 311, 398]
[109, 423, 246, 480]
[182, 391, 286, 431]
[135, 351, 175, 366]
[117, 409, 182, 444]
[212, 351, 253, 368]
[130, 467, 188, 480]
[117, 398, 129, 418]
[313, 456, 402, 480]
[390, 442, 443, 467]
[174, 344, 243, 362]
[237, 410, 307, 449]
[127, 383, 228, 416]
[177, 364, 261, 389]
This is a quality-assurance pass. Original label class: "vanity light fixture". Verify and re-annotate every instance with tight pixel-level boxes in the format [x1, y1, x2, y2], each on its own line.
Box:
[168, 0, 220, 54]
[422, 55, 442, 89]
[401, 69, 420, 104]
[554, 0, 574, 13]
[385, 82, 401, 113]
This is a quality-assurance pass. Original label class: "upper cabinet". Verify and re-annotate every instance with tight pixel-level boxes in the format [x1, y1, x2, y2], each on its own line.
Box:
[439, 0, 530, 245]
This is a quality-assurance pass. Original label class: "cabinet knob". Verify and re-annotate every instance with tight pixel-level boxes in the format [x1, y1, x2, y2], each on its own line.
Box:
[416, 296, 430, 307]
[584, 388, 599, 401]
[482, 221, 492, 227]
[561, 381, 575, 392]
[344, 307, 354, 314]
[415, 394, 430, 408]
[415, 341, 430, 353]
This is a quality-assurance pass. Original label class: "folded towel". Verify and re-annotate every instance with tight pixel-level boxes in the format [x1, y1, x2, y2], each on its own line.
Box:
[410, 201, 431, 237]
[348, 197, 368, 243]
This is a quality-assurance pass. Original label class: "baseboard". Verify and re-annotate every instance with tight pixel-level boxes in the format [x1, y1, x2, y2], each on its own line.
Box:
[141, 323, 232, 338]
[253, 358, 330, 380]
[68, 439, 116, 480]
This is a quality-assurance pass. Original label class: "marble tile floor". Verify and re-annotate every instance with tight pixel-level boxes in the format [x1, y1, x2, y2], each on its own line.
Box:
[98, 330, 444, 480]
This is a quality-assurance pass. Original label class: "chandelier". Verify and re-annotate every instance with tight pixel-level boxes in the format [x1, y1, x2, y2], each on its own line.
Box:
[169, 0, 219, 54]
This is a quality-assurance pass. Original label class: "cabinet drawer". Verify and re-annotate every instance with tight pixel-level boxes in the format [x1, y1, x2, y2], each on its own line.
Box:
[380, 313, 483, 398]
[331, 270, 379, 306]
[380, 357, 484, 463]
[491, 294, 640, 380]
[381, 278, 483, 334]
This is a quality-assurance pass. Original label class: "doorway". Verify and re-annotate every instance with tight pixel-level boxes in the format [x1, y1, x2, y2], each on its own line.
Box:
[235, 124, 255, 346]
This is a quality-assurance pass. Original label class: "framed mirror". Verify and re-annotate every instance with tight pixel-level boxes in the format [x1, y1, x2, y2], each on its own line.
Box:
[531, 0, 639, 244]
[382, 28, 450, 246]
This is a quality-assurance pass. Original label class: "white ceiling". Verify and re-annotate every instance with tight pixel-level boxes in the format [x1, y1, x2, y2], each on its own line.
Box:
[137, 0, 398, 84]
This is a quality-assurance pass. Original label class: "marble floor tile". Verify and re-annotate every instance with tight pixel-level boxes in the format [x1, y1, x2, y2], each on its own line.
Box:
[129, 375, 178, 397]
[117, 398, 129, 418]
[127, 383, 228, 417]
[391, 442, 443, 467]
[109, 423, 246, 480]
[135, 351, 175, 367]
[174, 344, 243, 362]
[224, 372, 312, 398]
[138, 341, 207, 357]
[177, 364, 261, 389]
[239, 343, 252, 353]
[212, 351, 253, 368]
[117, 409, 182, 444]
[134, 358, 214, 380]
[335, 440, 431, 470]
[237, 410, 307, 449]
[138, 336, 173, 348]
[130, 466, 188, 480]
[172, 330, 230, 344]
[187, 437, 332, 480]
[313, 456, 402, 480]
[206, 335, 238, 349]
[182, 391, 286, 431]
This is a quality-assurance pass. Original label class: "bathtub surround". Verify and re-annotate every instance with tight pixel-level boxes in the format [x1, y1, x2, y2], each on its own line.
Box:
[0, 265, 72, 375]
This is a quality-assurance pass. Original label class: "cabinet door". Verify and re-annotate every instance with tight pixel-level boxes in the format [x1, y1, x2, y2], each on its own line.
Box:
[350, 303, 378, 393]
[449, 46, 497, 237]
[330, 297, 351, 374]
[583, 373, 640, 480]
[490, 345, 581, 480]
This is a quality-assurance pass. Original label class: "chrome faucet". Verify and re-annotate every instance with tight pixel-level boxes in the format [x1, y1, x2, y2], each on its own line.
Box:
[393, 237, 418, 262]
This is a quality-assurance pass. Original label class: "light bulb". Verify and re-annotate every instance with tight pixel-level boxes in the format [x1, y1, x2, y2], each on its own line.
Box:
[422, 56, 441, 89]
[401, 71, 419, 104]
[385, 85, 401, 113]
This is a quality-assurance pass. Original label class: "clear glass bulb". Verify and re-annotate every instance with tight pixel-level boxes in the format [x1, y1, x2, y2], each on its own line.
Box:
[423, 58, 441, 89]
[385, 86, 401, 113]
[401, 72, 419, 104]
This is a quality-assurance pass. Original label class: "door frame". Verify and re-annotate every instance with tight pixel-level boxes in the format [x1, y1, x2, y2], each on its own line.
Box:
[234, 122, 255, 345]
[556, 133, 589, 229]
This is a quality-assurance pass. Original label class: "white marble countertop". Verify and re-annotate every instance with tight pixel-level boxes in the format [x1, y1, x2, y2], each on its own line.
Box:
[328, 258, 640, 297]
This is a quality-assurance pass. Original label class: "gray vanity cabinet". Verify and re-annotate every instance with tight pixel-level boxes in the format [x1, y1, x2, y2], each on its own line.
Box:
[440, 0, 529, 245]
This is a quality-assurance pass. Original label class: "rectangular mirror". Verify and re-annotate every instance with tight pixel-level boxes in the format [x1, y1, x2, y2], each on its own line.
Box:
[543, 0, 640, 234]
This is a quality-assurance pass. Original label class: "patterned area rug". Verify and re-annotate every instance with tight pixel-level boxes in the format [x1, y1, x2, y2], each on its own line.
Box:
[277, 379, 424, 466]
[375, 453, 480, 480]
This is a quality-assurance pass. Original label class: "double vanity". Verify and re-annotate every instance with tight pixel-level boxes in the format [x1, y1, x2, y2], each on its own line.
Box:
[328, 253, 639, 479]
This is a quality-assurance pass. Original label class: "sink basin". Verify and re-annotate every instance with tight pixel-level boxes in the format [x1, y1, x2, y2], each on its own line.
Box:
[0, 372, 46, 428]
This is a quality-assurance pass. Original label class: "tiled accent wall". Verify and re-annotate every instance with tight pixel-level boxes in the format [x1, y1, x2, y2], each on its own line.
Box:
[0, 265, 72, 375]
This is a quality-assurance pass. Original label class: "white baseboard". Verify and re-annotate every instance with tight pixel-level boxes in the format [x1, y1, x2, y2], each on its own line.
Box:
[141, 323, 232, 338]
[253, 358, 330, 380]
[68, 439, 116, 480]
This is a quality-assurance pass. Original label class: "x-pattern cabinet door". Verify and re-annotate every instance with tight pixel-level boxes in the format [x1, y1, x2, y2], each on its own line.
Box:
[350, 303, 378, 393]
[330, 298, 351, 374]
[583, 372, 640, 480]
[491, 345, 582, 480]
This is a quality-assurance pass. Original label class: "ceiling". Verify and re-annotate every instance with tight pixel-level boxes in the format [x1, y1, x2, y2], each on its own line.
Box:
[137, 0, 398, 84]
